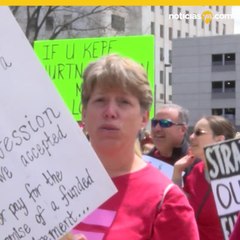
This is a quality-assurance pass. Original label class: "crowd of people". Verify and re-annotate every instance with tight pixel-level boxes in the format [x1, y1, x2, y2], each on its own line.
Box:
[61, 54, 239, 240]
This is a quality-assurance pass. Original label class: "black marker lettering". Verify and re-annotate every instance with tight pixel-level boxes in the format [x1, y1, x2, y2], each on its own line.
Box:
[0, 56, 12, 70]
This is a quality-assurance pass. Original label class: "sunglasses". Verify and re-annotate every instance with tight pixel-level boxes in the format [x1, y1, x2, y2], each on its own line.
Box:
[193, 129, 207, 136]
[151, 119, 184, 128]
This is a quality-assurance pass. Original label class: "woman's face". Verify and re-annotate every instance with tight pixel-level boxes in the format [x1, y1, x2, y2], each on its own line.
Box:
[190, 118, 216, 160]
[82, 85, 149, 155]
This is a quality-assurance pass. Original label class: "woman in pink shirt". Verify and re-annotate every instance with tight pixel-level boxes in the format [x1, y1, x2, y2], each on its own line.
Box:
[61, 54, 199, 240]
[172, 115, 236, 240]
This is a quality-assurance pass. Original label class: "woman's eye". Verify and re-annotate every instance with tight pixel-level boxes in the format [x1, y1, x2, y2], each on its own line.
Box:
[95, 97, 104, 102]
[120, 99, 130, 105]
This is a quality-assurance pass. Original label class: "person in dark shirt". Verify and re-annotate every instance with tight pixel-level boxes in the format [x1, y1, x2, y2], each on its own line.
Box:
[148, 103, 189, 165]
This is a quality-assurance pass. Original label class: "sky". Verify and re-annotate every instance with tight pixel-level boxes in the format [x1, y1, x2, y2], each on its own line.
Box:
[232, 6, 240, 33]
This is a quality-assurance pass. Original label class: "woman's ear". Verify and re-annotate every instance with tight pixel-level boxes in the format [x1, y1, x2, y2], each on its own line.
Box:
[141, 111, 149, 128]
[82, 107, 86, 121]
[180, 124, 188, 134]
[214, 135, 225, 142]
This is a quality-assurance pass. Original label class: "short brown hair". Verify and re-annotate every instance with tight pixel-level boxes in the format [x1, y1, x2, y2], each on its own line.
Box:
[81, 54, 153, 111]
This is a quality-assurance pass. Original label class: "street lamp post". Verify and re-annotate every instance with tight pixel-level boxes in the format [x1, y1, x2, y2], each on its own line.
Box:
[164, 63, 171, 104]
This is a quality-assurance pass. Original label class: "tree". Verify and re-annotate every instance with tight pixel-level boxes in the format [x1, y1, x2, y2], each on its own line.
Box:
[11, 6, 127, 45]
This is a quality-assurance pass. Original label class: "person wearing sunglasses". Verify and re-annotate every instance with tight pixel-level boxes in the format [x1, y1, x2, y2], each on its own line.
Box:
[172, 115, 236, 240]
[61, 54, 199, 240]
[147, 103, 189, 165]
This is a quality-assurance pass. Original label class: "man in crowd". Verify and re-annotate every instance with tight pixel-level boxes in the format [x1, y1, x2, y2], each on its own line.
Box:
[148, 103, 189, 165]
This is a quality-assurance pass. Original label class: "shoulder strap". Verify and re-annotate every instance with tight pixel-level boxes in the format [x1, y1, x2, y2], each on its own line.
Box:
[149, 183, 175, 239]
[184, 158, 201, 176]
[195, 184, 211, 220]
[157, 183, 175, 210]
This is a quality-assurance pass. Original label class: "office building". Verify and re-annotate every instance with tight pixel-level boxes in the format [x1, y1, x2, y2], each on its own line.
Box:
[172, 34, 240, 129]
[13, 6, 234, 111]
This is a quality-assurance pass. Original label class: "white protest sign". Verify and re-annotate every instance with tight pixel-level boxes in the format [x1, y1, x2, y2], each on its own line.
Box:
[204, 138, 240, 240]
[0, 6, 117, 240]
[142, 155, 174, 179]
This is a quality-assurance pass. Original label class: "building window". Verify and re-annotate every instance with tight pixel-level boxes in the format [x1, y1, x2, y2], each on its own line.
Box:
[160, 25, 164, 38]
[223, 6, 226, 14]
[151, 22, 155, 34]
[169, 95, 172, 101]
[212, 81, 223, 93]
[177, 8, 181, 20]
[225, 81, 235, 92]
[216, 6, 219, 12]
[29, 17, 37, 31]
[160, 93, 164, 100]
[212, 108, 236, 123]
[212, 53, 236, 71]
[185, 10, 190, 23]
[216, 21, 219, 33]
[63, 14, 72, 30]
[160, 6, 164, 14]
[212, 54, 223, 65]
[212, 108, 223, 115]
[177, 30, 181, 37]
[169, 27, 172, 40]
[224, 108, 235, 122]
[223, 24, 226, 35]
[177, 7, 181, 14]
[225, 53, 235, 65]
[201, 20, 204, 29]
[169, 50, 172, 63]
[111, 14, 125, 31]
[212, 80, 235, 93]
[151, 6, 155, 12]
[160, 48, 164, 61]
[160, 71, 164, 84]
[209, 21, 212, 31]
[168, 72, 172, 86]
[194, 18, 197, 26]
[45, 16, 54, 31]
[185, 32, 189, 37]
[169, 6, 173, 14]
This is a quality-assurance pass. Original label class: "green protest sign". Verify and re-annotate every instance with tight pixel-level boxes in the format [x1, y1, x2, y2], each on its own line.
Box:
[34, 35, 154, 121]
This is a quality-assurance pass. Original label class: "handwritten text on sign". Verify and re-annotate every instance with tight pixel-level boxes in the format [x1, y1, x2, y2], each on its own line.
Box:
[204, 138, 240, 240]
[34, 35, 154, 120]
[0, 6, 116, 240]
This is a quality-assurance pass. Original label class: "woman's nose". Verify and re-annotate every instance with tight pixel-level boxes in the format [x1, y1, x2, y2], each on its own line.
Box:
[103, 101, 117, 119]
[189, 133, 195, 140]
